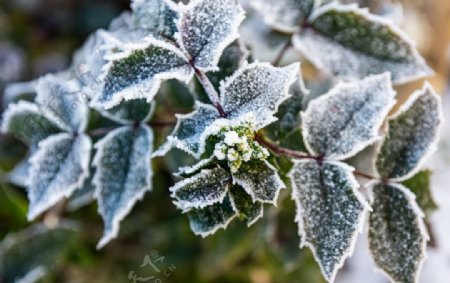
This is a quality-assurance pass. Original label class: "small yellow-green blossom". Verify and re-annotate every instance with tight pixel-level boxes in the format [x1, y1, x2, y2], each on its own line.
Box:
[213, 118, 269, 173]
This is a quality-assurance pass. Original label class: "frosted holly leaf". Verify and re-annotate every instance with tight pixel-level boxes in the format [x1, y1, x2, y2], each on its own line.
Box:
[153, 102, 219, 158]
[376, 83, 443, 181]
[302, 73, 396, 160]
[3, 80, 36, 107]
[0, 222, 77, 283]
[174, 155, 216, 177]
[8, 158, 30, 188]
[36, 74, 89, 132]
[289, 160, 369, 282]
[93, 38, 193, 109]
[170, 167, 230, 210]
[1, 101, 61, 146]
[368, 182, 428, 283]
[229, 185, 263, 227]
[292, 3, 433, 84]
[220, 62, 299, 129]
[131, 0, 179, 40]
[187, 195, 238, 237]
[176, 0, 245, 71]
[27, 133, 92, 220]
[101, 99, 155, 124]
[232, 160, 285, 204]
[251, 0, 316, 32]
[93, 125, 153, 249]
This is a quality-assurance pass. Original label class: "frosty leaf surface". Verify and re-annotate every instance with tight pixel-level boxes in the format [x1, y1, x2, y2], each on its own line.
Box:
[376, 83, 443, 181]
[251, 0, 315, 32]
[170, 167, 230, 210]
[369, 182, 427, 283]
[101, 99, 154, 124]
[289, 160, 368, 282]
[1, 101, 61, 146]
[36, 74, 89, 132]
[8, 158, 30, 188]
[153, 102, 219, 158]
[93, 125, 153, 249]
[0, 222, 77, 283]
[93, 39, 192, 109]
[229, 186, 263, 227]
[27, 133, 91, 220]
[232, 160, 285, 204]
[131, 0, 179, 40]
[302, 74, 395, 160]
[293, 3, 432, 84]
[177, 0, 245, 71]
[187, 195, 237, 237]
[174, 156, 216, 177]
[220, 62, 299, 129]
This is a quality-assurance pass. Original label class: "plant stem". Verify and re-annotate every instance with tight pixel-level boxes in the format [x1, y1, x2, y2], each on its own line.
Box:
[193, 67, 227, 117]
[272, 39, 292, 66]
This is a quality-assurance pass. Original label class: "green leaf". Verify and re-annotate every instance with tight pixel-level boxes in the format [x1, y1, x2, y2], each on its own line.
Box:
[232, 160, 285, 204]
[0, 222, 78, 283]
[170, 167, 231, 210]
[293, 3, 432, 84]
[376, 83, 443, 181]
[369, 182, 428, 283]
[229, 185, 263, 227]
[101, 98, 154, 124]
[187, 195, 238, 237]
[302, 73, 396, 160]
[93, 125, 153, 249]
[402, 170, 438, 216]
[93, 38, 193, 109]
[289, 160, 369, 282]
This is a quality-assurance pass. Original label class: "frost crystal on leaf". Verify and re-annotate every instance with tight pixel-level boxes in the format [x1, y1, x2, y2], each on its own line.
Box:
[170, 167, 230, 210]
[36, 74, 89, 132]
[93, 39, 193, 109]
[27, 133, 92, 220]
[1, 101, 60, 147]
[131, 0, 179, 40]
[302, 73, 396, 160]
[229, 186, 263, 227]
[93, 125, 153, 249]
[153, 102, 219, 158]
[232, 160, 284, 204]
[251, 0, 315, 32]
[368, 182, 428, 283]
[293, 3, 432, 84]
[376, 83, 443, 181]
[176, 0, 245, 71]
[289, 160, 369, 282]
[220, 62, 299, 128]
[187, 195, 237, 237]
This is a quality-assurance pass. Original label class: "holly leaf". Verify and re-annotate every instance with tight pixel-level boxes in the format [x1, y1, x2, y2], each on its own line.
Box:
[176, 0, 245, 71]
[92, 38, 193, 109]
[293, 3, 432, 84]
[100, 99, 155, 124]
[376, 83, 443, 181]
[187, 195, 238, 237]
[302, 73, 396, 160]
[27, 133, 91, 220]
[153, 102, 219, 158]
[93, 125, 153, 249]
[232, 160, 285, 204]
[36, 74, 89, 132]
[170, 166, 230, 211]
[220, 62, 299, 129]
[131, 0, 179, 40]
[251, 0, 316, 32]
[0, 222, 78, 283]
[402, 170, 438, 216]
[1, 101, 61, 147]
[289, 160, 369, 282]
[229, 185, 263, 227]
[369, 182, 428, 283]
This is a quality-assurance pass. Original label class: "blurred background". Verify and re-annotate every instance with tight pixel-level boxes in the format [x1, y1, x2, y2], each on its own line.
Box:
[0, 0, 449, 282]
